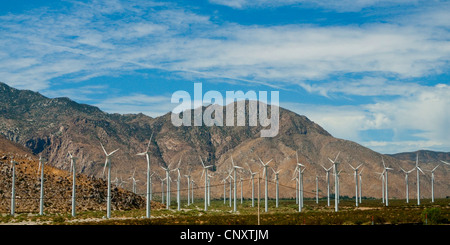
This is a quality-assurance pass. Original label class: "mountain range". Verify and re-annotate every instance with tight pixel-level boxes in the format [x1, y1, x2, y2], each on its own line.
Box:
[0, 81, 448, 202]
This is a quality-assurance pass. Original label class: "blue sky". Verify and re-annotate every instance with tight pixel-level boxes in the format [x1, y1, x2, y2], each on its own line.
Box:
[0, 0, 449, 154]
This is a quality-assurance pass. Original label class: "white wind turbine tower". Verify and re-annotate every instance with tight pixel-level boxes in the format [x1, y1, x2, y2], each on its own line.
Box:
[294, 151, 305, 212]
[271, 167, 282, 208]
[159, 176, 165, 204]
[160, 162, 173, 209]
[184, 168, 192, 206]
[136, 133, 153, 218]
[221, 177, 227, 204]
[415, 153, 425, 205]
[245, 162, 258, 207]
[200, 156, 213, 211]
[227, 169, 233, 207]
[328, 151, 340, 212]
[358, 168, 363, 204]
[171, 158, 182, 210]
[258, 157, 273, 212]
[191, 179, 195, 204]
[349, 163, 363, 207]
[10, 157, 18, 216]
[321, 164, 333, 207]
[207, 173, 213, 206]
[315, 175, 319, 204]
[400, 166, 415, 203]
[428, 164, 440, 203]
[38, 155, 46, 216]
[231, 156, 244, 212]
[100, 143, 119, 219]
[291, 176, 299, 204]
[381, 157, 393, 207]
[239, 173, 244, 204]
[129, 168, 139, 194]
[68, 152, 78, 217]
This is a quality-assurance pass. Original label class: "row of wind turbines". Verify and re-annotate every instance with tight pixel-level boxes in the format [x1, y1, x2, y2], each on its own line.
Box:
[7, 133, 449, 219]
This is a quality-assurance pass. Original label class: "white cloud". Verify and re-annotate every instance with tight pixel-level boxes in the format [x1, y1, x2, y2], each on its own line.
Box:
[283, 83, 450, 153]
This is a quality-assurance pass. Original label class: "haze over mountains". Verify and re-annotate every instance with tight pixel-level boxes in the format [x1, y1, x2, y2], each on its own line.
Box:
[0, 81, 448, 200]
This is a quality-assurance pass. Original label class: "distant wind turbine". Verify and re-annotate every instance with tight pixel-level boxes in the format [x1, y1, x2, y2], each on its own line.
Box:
[427, 164, 440, 203]
[100, 143, 119, 219]
[136, 133, 153, 218]
[184, 168, 192, 206]
[349, 163, 364, 207]
[231, 156, 244, 212]
[400, 166, 415, 203]
[321, 164, 333, 207]
[415, 153, 425, 205]
[38, 155, 46, 216]
[10, 157, 18, 216]
[258, 156, 273, 212]
[171, 158, 182, 210]
[295, 151, 305, 212]
[160, 162, 174, 209]
[68, 152, 78, 217]
[200, 156, 213, 211]
[328, 151, 341, 212]
[381, 157, 393, 207]
[245, 162, 258, 207]
[271, 167, 282, 208]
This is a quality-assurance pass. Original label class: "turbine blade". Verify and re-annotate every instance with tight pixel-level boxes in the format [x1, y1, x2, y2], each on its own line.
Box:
[199, 156, 205, 168]
[100, 143, 108, 155]
[109, 148, 119, 156]
[102, 159, 108, 176]
[334, 151, 340, 163]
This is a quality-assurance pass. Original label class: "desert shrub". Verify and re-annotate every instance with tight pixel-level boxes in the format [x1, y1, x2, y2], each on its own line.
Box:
[422, 208, 443, 225]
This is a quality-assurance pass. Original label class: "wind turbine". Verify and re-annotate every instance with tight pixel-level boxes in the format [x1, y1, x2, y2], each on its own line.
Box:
[400, 166, 415, 203]
[200, 156, 213, 211]
[245, 162, 258, 207]
[10, 157, 18, 216]
[381, 157, 393, 206]
[315, 175, 319, 204]
[328, 151, 340, 212]
[68, 152, 78, 217]
[294, 151, 305, 212]
[100, 143, 119, 219]
[440, 160, 449, 166]
[227, 169, 233, 207]
[221, 177, 227, 204]
[258, 157, 273, 212]
[129, 168, 139, 194]
[358, 168, 363, 204]
[321, 164, 333, 207]
[191, 179, 195, 204]
[171, 158, 183, 210]
[38, 155, 46, 216]
[160, 162, 173, 209]
[231, 156, 244, 212]
[427, 164, 440, 203]
[136, 133, 153, 218]
[415, 153, 425, 205]
[184, 168, 192, 206]
[349, 163, 364, 207]
[271, 167, 282, 208]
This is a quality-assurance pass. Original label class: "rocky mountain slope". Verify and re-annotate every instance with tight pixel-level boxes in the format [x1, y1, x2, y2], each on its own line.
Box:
[0, 134, 158, 214]
[0, 81, 448, 201]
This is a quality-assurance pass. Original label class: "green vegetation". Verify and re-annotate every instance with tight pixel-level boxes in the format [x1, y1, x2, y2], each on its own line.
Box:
[0, 198, 448, 225]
